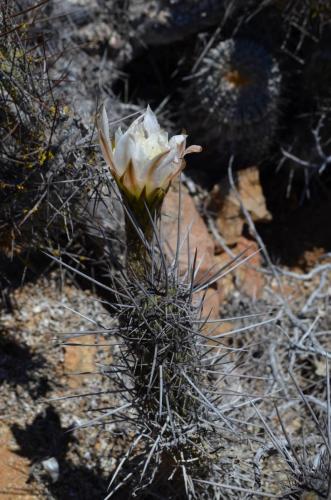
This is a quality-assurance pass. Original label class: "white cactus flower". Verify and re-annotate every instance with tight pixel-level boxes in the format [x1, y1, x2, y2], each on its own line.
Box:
[98, 105, 202, 208]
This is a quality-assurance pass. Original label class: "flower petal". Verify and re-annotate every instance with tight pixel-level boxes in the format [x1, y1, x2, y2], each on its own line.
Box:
[114, 131, 135, 176]
[183, 145, 203, 156]
[98, 135, 116, 179]
[122, 160, 140, 196]
[99, 106, 110, 144]
[151, 149, 179, 190]
[144, 148, 171, 196]
[128, 113, 144, 135]
[131, 140, 150, 181]
[114, 126, 123, 147]
[143, 105, 160, 136]
[169, 134, 187, 159]
[99, 133, 116, 173]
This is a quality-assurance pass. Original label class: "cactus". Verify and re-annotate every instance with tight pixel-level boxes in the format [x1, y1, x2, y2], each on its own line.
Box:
[105, 243, 216, 498]
[0, 0, 94, 257]
[62, 191, 249, 499]
[277, 39, 331, 199]
[182, 37, 282, 168]
[47, 107, 246, 498]
[277, 108, 331, 200]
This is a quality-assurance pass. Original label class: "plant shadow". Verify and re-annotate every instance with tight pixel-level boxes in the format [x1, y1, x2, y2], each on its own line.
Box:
[0, 330, 50, 398]
[11, 405, 110, 500]
[256, 166, 331, 267]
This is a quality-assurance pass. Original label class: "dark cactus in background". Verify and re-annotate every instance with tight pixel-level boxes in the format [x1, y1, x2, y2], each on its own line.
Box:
[182, 38, 282, 167]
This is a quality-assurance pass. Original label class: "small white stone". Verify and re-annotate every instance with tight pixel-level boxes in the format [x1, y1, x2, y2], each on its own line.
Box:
[42, 457, 59, 483]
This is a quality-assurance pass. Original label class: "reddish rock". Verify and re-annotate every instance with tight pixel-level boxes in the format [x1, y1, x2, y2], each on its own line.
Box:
[63, 335, 96, 389]
[210, 166, 272, 245]
[211, 184, 244, 246]
[235, 237, 264, 300]
[194, 287, 220, 320]
[236, 167, 271, 220]
[215, 252, 235, 301]
[162, 184, 216, 282]
[205, 321, 238, 346]
[216, 237, 264, 300]
[162, 185, 222, 328]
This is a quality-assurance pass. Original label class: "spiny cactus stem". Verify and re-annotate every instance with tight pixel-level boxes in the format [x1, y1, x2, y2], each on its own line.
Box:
[124, 198, 168, 287]
[125, 211, 153, 282]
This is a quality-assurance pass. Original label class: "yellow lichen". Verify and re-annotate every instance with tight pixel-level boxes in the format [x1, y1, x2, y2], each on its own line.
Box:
[38, 149, 54, 166]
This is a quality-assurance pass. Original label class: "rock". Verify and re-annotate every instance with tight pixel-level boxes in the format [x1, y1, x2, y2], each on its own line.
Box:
[161, 184, 216, 282]
[162, 184, 224, 330]
[215, 252, 236, 301]
[131, 0, 224, 46]
[41, 457, 60, 483]
[236, 167, 271, 221]
[63, 335, 96, 389]
[194, 286, 220, 321]
[235, 237, 264, 300]
[210, 166, 272, 245]
[0, 422, 41, 498]
[205, 320, 235, 346]
[216, 237, 264, 300]
[201, 287, 220, 319]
